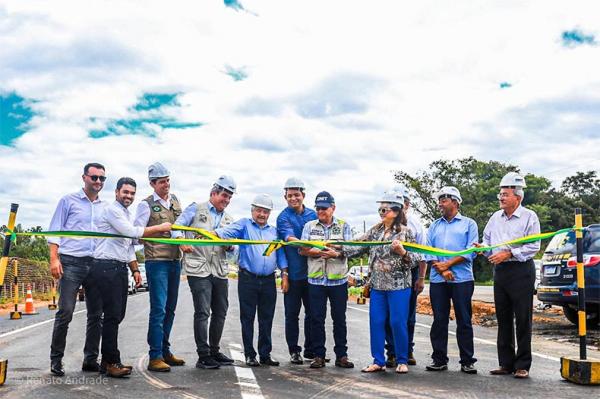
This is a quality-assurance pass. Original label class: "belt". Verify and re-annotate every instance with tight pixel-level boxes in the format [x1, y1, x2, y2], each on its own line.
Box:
[239, 268, 275, 278]
[93, 258, 127, 268]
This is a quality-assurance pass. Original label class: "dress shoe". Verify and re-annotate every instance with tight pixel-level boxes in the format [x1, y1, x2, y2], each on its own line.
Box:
[246, 356, 260, 367]
[163, 353, 185, 366]
[425, 362, 448, 371]
[260, 357, 280, 366]
[385, 355, 397, 368]
[335, 356, 354, 368]
[407, 353, 417, 366]
[212, 352, 234, 365]
[461, 363, 477, 374]
[50, 361, 65, 376]
[290, 352, 303, 365]
[105, 363, 131, 378]
[100, 360, 132, 374]
[81, 360, 100, 372]
[489, 367, 513, 375]
[309, 357, 326, 368]
[514, 369, 529, 378]
[195, 356, 220, 369]
[148, 359, 171, 372]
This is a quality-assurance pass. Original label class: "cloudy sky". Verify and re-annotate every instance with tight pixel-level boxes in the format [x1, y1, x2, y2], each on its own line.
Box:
[1, 0, 599, 231]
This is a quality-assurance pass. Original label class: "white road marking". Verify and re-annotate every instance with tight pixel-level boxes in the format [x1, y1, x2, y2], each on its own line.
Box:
[347, 305, 561, 362]
[229, 343, 265, 399]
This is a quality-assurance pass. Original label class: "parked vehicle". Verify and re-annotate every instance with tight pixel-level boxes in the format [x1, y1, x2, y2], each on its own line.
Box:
[348, 265, 370, 287]
[128, 274, 137, 295]
[537, 224, 600, 326]
[138, 264, 148, 290]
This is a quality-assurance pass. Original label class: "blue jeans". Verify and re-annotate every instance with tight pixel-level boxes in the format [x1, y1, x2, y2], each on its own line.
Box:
[385, 269, 418, 357]
[146, 260, 181, 360]
[283, 278, 313, 355]
[370, 288, 411, 366]
[308, 283, 348, 359]
[238, 270, 277, 359]
[429, 281, 476, 365]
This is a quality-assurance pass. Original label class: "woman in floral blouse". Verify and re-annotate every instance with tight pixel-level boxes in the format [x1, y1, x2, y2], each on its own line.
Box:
[343, 192, 419, 373]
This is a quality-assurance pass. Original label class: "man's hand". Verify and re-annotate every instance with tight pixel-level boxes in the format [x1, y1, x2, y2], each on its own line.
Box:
[414, 277, 425, 293]
[488, 250, 512, 265]
[281, 274, 289, 293]
[158, 222, 172, 232]
[133, 272, 142, 287]
[180, 245, 193, 253]
[50, 258, 63, 279]
[432, 261, 449, 273]
[441, 270, 454, 281]
[319, 248, 339, 259]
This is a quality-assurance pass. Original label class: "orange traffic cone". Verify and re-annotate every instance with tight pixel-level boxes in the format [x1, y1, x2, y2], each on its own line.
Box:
[23, 284, 39, 315]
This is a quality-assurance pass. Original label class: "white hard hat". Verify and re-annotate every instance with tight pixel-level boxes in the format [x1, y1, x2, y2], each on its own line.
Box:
[376, 192, 404, 208]
[390, 183, 410, 202]
[148, 162, 170, 180]
[284, 177, 305, 190]
[435, 186, 463, 204]
[214, 175, 237, 194]
[499, 172, 527, 188]
[251, 194, 273, 210]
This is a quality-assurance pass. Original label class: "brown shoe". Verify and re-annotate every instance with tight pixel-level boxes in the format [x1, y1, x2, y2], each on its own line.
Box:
[514, 369, 529, 379]
[309, 357, 326, 369]
[105, 363, 131, 378]
[335, 356, 354, 369]
[164, 353, 185, 366]
[100, 360, 132, 374]
[407, 353, 417, 366]
[490, 367, 513, 375]
[148, 359, 171, 372]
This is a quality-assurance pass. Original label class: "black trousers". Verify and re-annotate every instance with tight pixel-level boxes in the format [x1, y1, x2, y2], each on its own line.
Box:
[493, 259, 535, 371]
[238, 269, 277, 359]
[284, 278, 313, 355]
[90, 259, 129, 364]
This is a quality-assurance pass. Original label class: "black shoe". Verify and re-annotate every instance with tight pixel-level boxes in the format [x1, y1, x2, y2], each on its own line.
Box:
[407, 353, 417, 366]
[246, 356, 260, 367]
[81, 360, 101, 372]
[303, 352, 315, 360]
[385, 355, 397, 368]
[260, 357, 280, 366]
[196, 356, 221, 369]
[50, 360, 65, 376]
[461, 363, 477, 374]
[425, 362, 448, 371]
[335, 356, 354, 369]
[212, 352, 234, 365]
[309, 357, 326, 369]
[290, 352, 303, 365]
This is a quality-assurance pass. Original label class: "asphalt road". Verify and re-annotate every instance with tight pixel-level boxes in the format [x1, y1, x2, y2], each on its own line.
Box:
[0, 279, 596, 399]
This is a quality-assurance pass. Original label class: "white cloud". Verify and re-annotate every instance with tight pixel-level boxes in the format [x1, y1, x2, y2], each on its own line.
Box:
[1, 0, 599, 230]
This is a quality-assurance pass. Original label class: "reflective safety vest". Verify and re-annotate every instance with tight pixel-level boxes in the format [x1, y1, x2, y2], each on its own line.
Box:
[305, 218, 349, 281]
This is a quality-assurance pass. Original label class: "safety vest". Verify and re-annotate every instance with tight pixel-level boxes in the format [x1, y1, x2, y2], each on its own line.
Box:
[182, 201, 233, 279]
[306, 218, 349, 281]
[142, 194, 182, 260]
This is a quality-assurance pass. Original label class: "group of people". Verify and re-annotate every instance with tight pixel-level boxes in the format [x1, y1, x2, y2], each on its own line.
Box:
[47, 162, 540, 381]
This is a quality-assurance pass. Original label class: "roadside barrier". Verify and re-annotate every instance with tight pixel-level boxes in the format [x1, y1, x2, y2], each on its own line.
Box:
[23, 283, 38, 316]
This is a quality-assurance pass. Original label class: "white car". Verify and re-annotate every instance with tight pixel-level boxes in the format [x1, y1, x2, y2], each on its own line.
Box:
[128, 275, 137, 295]
[348, 265, 369, 286]
[138, 264, 148, 290]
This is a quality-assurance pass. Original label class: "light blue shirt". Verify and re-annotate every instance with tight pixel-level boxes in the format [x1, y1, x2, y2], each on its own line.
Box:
[407, 213, 426, 245]
[301, 216, 353, 286]
[426, 213, 478, 283]
[48, 189, 107, 257]
[482, 205, 541, 262]
[216, 218, 287, 276]
[171, 201, 224, 238]
[93, 200, 144, 263]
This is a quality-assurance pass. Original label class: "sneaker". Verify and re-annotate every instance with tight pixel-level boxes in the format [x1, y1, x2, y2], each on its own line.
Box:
[212, 352, 234, 365]
[425, 362, 448, 371]
[148, 359, 171, 372]
[196, 356, 220, 369]
[309, 357, 326, 369]
[290, 352, 303, 365]
[335, 356, 354, 369]
[407, 353, 417, 366]
[164, 353, 185, 366]
[385, 355, 397, 368]
[461, 363, 477, 374]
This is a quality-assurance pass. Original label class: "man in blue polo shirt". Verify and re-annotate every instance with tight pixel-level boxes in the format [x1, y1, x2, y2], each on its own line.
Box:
[276, 177, 317, 364]
[216, 194, 288, 367]
[425, 186, 479, 374]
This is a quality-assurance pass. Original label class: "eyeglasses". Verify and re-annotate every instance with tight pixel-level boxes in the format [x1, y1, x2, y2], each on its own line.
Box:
[316, 206, 330, 211]
[378, 207, 391, 215]
[497, 193, 513, 199]
[86, 175, 107, 182]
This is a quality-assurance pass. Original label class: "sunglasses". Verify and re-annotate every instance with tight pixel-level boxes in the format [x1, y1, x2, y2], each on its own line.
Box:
[378, 207, 391, 215]
[86, 174, 107, 182]
[316, 206, 330, 211]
